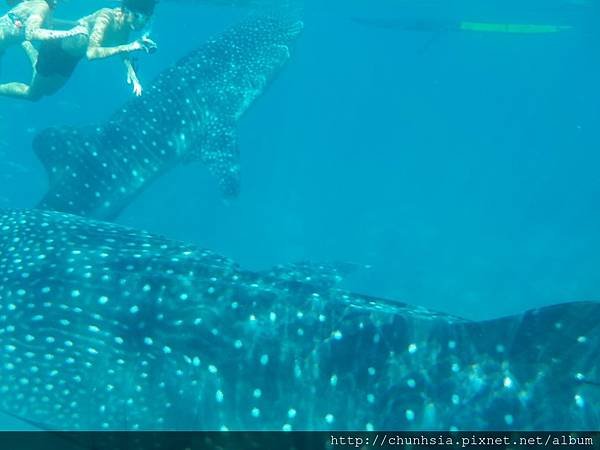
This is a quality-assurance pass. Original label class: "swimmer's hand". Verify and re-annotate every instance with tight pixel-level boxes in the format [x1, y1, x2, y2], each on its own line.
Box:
[131, 36, 157, 54]
[126, 63, 143, 96]
[128, 74, 143, 96]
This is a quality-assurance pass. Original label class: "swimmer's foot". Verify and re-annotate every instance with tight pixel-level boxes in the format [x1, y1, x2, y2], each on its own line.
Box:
[0, 82, 31, 99]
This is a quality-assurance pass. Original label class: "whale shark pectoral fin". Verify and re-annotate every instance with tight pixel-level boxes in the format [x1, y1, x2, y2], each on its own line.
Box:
[195, 119, 241, 198]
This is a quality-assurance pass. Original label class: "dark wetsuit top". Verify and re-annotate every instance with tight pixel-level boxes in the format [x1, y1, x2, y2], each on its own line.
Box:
[35, 38, 82, 77]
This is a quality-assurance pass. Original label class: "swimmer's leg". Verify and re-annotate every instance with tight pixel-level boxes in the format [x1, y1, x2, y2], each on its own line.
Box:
[21, 41, 38, 67]
[0, 82, 33, 99]
[0, 45, 39, 99]
[0, 72, 66, 101]
[0, 74, 44, 101]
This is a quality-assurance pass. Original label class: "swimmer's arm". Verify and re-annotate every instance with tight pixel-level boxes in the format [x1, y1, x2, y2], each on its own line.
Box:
[86, 11, 143, 60]
[25, 12, 85, 41]
[123, 58, 138, 82]
[87, 41, 140, 60]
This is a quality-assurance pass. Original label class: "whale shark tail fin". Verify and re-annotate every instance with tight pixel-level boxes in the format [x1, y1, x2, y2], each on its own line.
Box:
[33, 125, 110, 217]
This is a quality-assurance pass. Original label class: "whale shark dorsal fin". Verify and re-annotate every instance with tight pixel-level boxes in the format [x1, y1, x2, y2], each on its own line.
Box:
[264, 261, 371, 289]
[186, 117, 240, 197]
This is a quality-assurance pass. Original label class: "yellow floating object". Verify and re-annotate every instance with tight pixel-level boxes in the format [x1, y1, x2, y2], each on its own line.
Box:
[459, 21, 573, 34]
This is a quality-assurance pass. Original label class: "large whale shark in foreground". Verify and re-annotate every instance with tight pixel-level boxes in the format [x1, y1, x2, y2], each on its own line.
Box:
[33, 15, 303, 220]
[0, 209, 598, 430]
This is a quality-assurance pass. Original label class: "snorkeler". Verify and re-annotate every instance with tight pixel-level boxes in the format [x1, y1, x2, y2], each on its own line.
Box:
[0, 0, 87, 70]
[0, 0, 158, 100]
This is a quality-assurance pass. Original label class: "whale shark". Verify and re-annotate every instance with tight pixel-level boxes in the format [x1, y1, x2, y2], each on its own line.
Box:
[33, 15, 303, 220]
[0, 209, 598, 431]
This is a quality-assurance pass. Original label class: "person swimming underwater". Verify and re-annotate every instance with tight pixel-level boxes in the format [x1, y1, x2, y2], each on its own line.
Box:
[0, 0, 87, 72]
[0, 0, 157, 100]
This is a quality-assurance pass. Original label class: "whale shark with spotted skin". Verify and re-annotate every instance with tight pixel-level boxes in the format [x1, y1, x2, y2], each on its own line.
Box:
[33, 15, 303, 220]
[0, 209, 598, 431]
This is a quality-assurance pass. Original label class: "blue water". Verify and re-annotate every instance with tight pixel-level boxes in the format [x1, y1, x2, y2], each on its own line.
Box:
[1, 0, 599, 327]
